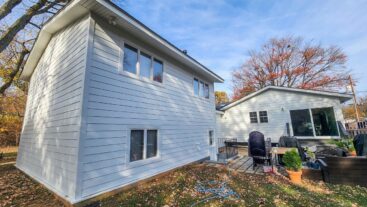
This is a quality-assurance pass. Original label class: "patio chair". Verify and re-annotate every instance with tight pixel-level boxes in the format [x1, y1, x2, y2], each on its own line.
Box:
[278, 136, 306, 161]
[353, 134, 367, 156]
[248, 131, 271, 169]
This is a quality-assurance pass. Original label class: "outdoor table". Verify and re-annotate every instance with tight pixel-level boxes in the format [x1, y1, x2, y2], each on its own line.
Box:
[271, 147, 298, 165]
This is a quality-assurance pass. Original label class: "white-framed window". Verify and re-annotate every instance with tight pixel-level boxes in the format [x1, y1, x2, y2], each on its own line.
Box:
[249, 112, 258, 123]
[139, 52, 152, 79]
[130, 129, 158, 162]
[122, 43, 163, 83]
[204, 84, 209, 98]
[153, 58, 163, 83]
[259, 111, 268, 123]
[193, 78, 199, 96]
[193, 77, 209, 99]
[123, 44, 138, 75]
[209, 130, 214, 146]
[290, 107, 339, 137]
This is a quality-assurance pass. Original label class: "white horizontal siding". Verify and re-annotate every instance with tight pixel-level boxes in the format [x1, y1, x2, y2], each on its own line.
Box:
[218, 90, 345, 142]
[16, 16, 90, 200]
[79, 17, 215, 198]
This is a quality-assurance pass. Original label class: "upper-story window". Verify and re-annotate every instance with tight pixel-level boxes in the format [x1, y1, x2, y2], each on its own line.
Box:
[122, 43, 163, 83]
[193, 77, 209, 99]
[199, 81, 204, 96]
[204, 84, 209, 98]
[139, 52, 152, 79]
[153, 59, 163, 83]
[123, 44, 138, 74]
[193, 78, 199, 96]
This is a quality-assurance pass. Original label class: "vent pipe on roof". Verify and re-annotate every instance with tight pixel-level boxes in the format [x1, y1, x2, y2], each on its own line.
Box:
[182, 49, 187, 54]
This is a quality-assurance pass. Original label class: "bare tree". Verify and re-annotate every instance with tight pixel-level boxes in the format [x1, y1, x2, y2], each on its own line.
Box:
[232, 36, 350, 100]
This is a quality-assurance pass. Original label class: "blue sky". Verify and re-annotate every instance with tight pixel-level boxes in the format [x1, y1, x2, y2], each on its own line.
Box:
[114, 0, 367, 97]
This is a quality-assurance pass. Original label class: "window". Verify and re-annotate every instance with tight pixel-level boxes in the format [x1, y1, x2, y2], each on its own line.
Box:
[193, 78, 209, 99]
[122, 44, 163, 83]
[204, 84, 209, 99]
[130, 129, 158, 162]
[130, 130, 144, 162]
[209, 130, 214, 145]
[259, 111, 268, 123]
[199, 81, 204, 97]
[193, 78, 199, 95]
[123, 44, 138, 74]
[140, 52, 151, 79]
[153, 59, 163, 83]
[311, 107, 338, 136]
[147, 130, 158, 158]
[249, 112, 258, 123]
[290, 109, 314, 136]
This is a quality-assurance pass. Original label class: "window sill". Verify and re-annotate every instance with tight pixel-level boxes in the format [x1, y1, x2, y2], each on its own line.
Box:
[193, 95, 210, 101]
[126, 156, 161, 168]
[119, 70, 163, 87]
[296, 136, 340, 139]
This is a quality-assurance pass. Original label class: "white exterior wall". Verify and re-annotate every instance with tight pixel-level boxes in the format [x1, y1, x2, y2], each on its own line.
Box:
[16, 16, 90, 200]
[78, 16, 216, 199]
[218, 90, 344, 143]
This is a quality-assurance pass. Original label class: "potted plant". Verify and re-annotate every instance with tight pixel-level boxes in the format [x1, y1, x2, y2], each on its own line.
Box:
[331, 138, 356, 156]
[283, 149, 303, 184]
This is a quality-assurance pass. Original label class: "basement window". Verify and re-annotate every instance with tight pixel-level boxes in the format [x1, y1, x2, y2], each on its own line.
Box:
[130, 129, 158, 162]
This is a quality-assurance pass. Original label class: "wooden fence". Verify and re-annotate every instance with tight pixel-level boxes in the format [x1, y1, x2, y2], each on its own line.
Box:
[346, 121, 367, 136]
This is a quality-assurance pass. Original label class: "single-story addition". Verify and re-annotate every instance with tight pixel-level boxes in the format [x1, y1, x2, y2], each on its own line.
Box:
[216, 86, 353, 145]
[16, 0, 223, 203]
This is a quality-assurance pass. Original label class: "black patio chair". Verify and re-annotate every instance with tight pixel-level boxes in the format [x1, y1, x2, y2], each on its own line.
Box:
[248, 131, 271, 169]
[278, 136, 306, 161]
[354, 134, 367, 156]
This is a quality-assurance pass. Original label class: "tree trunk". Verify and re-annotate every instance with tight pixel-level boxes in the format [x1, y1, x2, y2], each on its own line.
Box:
[0, 0, 47, 53]
[0, 0, 22, 20]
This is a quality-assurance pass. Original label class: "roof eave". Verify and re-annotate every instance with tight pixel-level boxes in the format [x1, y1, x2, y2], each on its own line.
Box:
[20, 0, 224, 83]
[220, 86, 353, 111]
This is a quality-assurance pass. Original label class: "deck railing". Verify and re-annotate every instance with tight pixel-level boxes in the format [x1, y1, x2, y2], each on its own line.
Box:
[217, 138, 239, 160]
[346, 121, 367, 136]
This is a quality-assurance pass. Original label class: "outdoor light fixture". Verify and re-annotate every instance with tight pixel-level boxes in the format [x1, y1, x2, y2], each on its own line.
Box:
[109, 16, 117, 25]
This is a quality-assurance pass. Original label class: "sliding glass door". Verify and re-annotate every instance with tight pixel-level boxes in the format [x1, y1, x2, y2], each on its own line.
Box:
[290, 109, 314, 136]
[290, 107, 339, 137]
[311, 107, 338, 136]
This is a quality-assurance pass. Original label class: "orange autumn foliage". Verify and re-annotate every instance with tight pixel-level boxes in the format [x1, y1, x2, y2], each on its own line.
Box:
[232, 37, 350, 100]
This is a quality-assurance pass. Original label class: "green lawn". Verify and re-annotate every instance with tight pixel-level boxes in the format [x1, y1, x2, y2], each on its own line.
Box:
[1, 163, 367, 207]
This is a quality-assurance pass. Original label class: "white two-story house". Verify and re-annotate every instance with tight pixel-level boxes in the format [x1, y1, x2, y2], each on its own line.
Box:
[16, 0, 223, 203]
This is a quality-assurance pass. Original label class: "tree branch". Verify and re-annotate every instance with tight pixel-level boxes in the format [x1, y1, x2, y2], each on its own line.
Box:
[0, 0, 22, 21]
[0, 0, 48, 54]
[0, 44, 29, 94]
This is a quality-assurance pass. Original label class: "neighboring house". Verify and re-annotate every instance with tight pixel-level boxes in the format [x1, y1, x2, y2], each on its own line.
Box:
[216, 86, 353, 145]
[16, 0, 223, 203]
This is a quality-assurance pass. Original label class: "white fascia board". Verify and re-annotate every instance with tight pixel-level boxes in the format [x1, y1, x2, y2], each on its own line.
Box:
[21, 0, 224, 83]
[221, 86, 353, 111]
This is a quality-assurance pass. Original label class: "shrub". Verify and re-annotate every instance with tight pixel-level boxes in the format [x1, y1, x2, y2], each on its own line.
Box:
[283, 149, 302, 172]
[330, 138, 355, 152]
